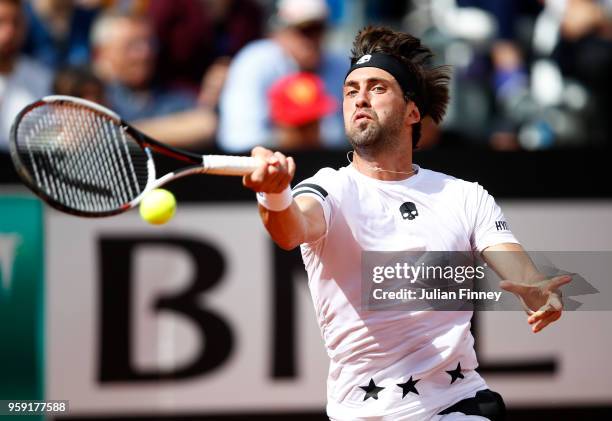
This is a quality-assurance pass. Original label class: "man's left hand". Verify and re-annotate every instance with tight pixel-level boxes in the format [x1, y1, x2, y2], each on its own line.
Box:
[500, 275, 572, 333]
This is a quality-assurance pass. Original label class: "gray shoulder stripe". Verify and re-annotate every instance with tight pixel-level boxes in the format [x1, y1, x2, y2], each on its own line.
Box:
[293, 183, 328, 198]
[292, 190, 325, 200]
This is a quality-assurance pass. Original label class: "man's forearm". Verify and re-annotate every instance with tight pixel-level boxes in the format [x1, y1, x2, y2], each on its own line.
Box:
[258, 201, 309, 250]
[482, 243, 544, 284]
[243, 148, 324, 251]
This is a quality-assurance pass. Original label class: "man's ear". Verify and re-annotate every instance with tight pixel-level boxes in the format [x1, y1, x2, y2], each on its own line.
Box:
[405, 101, 421, 126]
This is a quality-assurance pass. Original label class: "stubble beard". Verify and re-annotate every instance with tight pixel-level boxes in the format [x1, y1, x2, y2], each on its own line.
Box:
[346, 110, 405, 156]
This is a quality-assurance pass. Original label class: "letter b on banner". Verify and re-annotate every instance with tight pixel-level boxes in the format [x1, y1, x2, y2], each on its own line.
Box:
[98, 236, 233, 382]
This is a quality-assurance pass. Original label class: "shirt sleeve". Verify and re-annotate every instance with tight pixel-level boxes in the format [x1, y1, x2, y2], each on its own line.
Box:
[218, 41, 296, 153]
[291, 168, 339, 241]
[218, 52, 268, 153]
[468, 182, 519, 252]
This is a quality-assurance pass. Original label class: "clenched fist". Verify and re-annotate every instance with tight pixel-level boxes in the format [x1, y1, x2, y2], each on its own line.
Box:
[243, 146, 296, 193]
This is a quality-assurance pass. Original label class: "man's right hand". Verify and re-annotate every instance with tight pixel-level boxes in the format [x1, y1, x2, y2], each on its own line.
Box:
[244, 146, 325, 249]
[243, 146, 296, 193]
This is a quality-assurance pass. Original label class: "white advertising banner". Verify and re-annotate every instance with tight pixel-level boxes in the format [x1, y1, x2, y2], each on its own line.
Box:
[45, 201, 612, 417]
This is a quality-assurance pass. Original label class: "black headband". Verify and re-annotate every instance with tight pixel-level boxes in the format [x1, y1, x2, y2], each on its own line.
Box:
[345, 53, 423, 111]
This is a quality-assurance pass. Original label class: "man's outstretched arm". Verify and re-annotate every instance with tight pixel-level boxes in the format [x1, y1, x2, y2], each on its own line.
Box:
[243, 147, 326, 250]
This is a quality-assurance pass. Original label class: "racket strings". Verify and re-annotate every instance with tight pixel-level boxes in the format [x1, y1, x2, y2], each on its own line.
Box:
[68, 109, 114, 210]
[14, 102, 150, 213]
[102, 117, 137, 203]
[34, 106, 112, 210]
[57, 109, 100, 207]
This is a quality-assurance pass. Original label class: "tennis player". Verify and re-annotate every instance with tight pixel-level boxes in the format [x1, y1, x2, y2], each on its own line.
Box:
[244, 26, 570, 420]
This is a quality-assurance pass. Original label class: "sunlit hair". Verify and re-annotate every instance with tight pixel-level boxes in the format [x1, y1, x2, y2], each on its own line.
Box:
[350, 26, 450, 148]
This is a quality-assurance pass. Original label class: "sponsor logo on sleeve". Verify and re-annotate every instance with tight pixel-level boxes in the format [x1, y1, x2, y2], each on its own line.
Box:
[495, 221, 509, 231]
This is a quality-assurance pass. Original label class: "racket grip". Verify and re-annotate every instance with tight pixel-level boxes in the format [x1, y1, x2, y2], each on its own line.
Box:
[202, 155, 263, 176]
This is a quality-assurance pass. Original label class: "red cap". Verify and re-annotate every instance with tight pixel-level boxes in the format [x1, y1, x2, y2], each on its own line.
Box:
[268, 72, 337, 126]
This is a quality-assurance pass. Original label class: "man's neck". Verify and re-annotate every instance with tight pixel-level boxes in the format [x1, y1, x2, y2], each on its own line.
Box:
[352, 145, 414, 181]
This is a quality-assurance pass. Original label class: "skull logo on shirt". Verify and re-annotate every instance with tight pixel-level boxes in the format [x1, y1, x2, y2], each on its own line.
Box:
[400, 202, 418, 220]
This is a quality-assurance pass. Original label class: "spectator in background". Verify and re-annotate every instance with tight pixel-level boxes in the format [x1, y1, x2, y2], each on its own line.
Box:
[467, 0, 542, 150]
[52, 65, 106, 104]
[0, 0, 51, 152]
[90, 10, 217, 150]
[90, 10, 196, 121]
[218, 0, 348, 153]
[148, 0, 263, 94]
[415, 0, 543, 150]
[553, 0, 612, 143]
[268, 72, 336, 150]
[22, 0, 99, 69]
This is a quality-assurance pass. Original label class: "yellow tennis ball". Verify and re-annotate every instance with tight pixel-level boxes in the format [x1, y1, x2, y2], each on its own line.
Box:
[139, 188, 176, 225]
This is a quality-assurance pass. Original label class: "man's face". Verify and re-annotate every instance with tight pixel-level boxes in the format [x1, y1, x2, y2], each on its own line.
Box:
[0, 1, 24, 61]
[343, 67, 409, 151]
[100, 18, 155, 89]
[283, 20, 326, 71]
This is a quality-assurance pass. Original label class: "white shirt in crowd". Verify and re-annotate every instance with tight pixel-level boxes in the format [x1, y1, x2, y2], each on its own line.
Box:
[292, 164, 518, 420]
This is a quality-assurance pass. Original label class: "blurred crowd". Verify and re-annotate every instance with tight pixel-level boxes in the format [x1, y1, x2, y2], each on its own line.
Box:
[0, 0, 610, 154]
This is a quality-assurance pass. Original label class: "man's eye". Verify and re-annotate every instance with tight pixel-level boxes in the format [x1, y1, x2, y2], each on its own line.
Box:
[345, 90, 357, 97]
[373, 86, 385, 93]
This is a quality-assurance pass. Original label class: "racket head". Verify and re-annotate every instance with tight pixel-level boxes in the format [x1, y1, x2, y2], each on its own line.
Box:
[9, 95, 156, 217]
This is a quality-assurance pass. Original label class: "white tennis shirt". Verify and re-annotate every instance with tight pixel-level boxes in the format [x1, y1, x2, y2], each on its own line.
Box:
[292, 164, 518, 420]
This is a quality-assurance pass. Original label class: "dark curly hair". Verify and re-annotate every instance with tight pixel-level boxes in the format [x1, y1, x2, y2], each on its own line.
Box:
[350, 26, 451, 148]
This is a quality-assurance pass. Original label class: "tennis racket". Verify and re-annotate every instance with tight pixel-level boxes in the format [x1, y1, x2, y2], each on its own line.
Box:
[9, 95, 261, 217]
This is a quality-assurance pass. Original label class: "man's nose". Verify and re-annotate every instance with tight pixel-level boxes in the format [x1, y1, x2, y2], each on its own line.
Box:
[355, 89, 370, 108]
